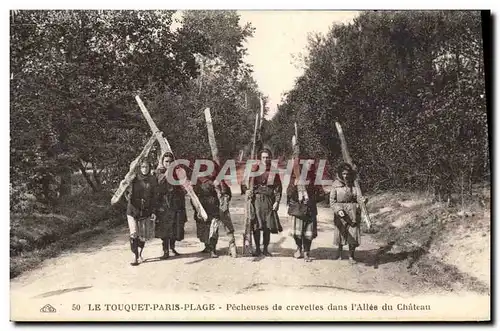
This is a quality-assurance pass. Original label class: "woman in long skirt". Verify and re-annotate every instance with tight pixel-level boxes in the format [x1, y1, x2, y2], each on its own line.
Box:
[248, 148, 283, 257]
[126, 159, 158, 266]
[155, 152, 188, 259]
[287, 159, 323, 262]
[330, 162, 365, 264]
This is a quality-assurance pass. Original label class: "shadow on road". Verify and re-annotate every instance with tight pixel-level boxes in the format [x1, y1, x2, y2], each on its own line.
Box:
[140, 250, 214, 265]
[247, 244, 423, 269]
[33, 285, 93, 299]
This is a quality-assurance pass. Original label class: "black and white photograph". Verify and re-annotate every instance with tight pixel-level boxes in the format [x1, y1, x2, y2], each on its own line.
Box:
[9, 8, 491, 322]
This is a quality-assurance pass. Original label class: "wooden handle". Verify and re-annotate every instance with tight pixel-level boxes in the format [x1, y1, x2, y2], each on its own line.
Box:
[135, 95, 208, 221]
[204, 108, 220, 166]
[259, 97, 264, 129]
[243, 110, 261, 254]
[135, 95, 172, 154]
[294, 122, 298, 143]
[335, 121, 371, 229]
[111, 133, 157, 205]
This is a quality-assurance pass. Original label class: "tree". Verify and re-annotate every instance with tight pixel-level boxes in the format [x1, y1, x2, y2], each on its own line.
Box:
[10, 10, 209, 203]
[142, 10, 262, 162]
[266, 11, 488, 196]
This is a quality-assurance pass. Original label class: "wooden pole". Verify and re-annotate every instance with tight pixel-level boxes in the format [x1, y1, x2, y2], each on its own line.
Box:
[291, 135, 301, 183]
[259, 97, 264, 128]
[135, 95, 172, 154]
[294, 122, 298, 143]
[335, 122, 372, 229]
[110, 133, 157, 205]
[242, 112, 261, 255]
[292, 121, 300, 182]
[204, 108, 220, 166]
[251, 112, 260, 161]
[135, 95, 208, 221]
[204, 107, 227, 242]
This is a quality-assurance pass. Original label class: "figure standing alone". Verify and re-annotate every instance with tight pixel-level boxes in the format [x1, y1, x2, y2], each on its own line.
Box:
[247, 148, 283, 257]
[287, 159, 324, 262]
[330, 162, 366, 264]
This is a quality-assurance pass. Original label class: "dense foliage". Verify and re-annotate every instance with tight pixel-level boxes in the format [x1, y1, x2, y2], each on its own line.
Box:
[266, 11, 489, 197]
[10, 10, 263, 208]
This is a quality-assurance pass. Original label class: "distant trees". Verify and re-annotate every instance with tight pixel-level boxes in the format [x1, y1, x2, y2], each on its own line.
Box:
[266, 11, 488, 197]
[10, 10, 261, 207]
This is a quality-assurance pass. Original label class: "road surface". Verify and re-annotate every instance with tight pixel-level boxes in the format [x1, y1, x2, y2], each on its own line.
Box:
[10, 185, 490, 321]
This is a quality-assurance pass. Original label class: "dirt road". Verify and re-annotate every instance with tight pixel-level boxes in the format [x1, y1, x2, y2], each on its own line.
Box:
[10, 185, 490, 321]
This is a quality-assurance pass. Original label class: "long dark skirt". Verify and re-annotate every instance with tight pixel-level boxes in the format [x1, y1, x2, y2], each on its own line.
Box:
[251, 194, 282, 233]
[155, 209, 187, 240]
[291, 215, 317, 241]
[127, 215, 155, 241]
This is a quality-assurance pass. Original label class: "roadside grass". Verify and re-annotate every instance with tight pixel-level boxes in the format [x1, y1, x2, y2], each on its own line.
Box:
[10, 188, 126, 279]
[364, 183, 491, 294]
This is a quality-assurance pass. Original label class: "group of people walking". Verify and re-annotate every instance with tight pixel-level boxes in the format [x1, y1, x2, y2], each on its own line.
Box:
[125, 149, 366, 266]
[125, 151, 238, 266]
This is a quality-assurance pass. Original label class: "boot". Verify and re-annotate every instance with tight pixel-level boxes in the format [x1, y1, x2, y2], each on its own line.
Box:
[170, 240, 180, 256]
[209, 238, 219, 258]
[304, 251, 312, 262]
[348, 245, 357, 264]
[303, 239, 312, 262]
[262, 229, 272, 256]
[335, 245, 343, 260]
[201, 243, 210, 253]
[228, 233, 237, 258]
[129, 237, 139, 266]
[160, 239, 169, 260]
[293, 237, 303, 259]
[252, 230, 261, 256]
[138, 240, 145, 263]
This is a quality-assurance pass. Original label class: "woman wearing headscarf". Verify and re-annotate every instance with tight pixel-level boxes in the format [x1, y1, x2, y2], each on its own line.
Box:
[330, 162, 365, 263]
[286, 159, 324, 262]
[125, 159, 158, 266]
[247, 148, 283, 257]
[155, 152, 188, 259]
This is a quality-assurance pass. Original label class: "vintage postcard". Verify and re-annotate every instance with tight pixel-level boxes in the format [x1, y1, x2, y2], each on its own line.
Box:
[9, 9, 491, 322]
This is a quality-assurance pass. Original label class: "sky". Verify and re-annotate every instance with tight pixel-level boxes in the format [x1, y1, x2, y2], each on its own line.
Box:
[238, 11, 360, 119]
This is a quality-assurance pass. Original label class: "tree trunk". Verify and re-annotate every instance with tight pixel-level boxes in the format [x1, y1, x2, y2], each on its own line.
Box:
[460, 171, 464, 210]
[469, 164, 474, 196]
[58, 167, 72, 197]
[92, 161, 102, 191]
[41, 174, 52, 204]
[455, 46, 461, 94]
[484, 135, 490, 180]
